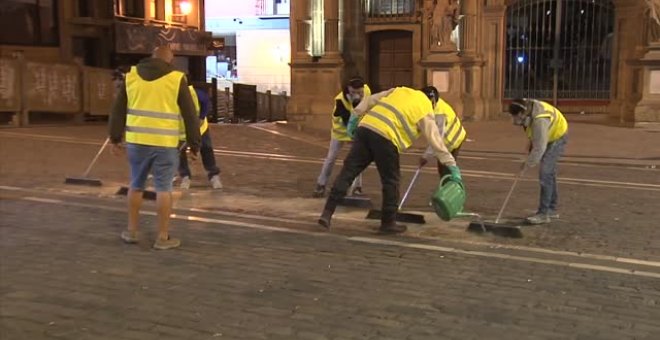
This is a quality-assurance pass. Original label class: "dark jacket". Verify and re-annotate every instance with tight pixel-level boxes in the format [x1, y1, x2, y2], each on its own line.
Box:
[108, 58, 201, 150]
[194, 87, 210, 120]
[332, 90, 358, 127]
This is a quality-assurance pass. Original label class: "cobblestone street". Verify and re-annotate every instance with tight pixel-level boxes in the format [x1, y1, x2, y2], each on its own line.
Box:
[1, 121, 659, 339]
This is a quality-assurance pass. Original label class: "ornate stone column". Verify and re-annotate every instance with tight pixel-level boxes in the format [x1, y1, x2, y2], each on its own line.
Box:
[609, 0, 647, 123]
[633, 1, 660, 125]
[340, 0, 367, 79]
[478, 0, 507, 120]
[421, 0, 486, 121]
[287, 0, 344, 133]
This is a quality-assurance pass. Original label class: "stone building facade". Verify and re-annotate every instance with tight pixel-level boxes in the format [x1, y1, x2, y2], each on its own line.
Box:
[288, 0, 658, 133]
[0, 0, 210, 80]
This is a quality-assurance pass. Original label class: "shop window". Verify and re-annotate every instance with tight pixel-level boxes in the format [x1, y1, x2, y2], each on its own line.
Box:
[0, 0, 59, 46]
[149, 0, 164, 20]
[119, 0, 145, 18]
[172, 0, 191, 24]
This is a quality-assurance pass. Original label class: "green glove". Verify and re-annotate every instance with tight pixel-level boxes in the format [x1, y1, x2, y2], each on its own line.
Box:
[346, 114, 359, 139]
[447, 165, 462, 182]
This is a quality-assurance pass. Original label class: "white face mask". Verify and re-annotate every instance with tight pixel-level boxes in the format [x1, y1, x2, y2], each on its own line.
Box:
[513, 114, 531, 127]
[347, 94, 362, 105]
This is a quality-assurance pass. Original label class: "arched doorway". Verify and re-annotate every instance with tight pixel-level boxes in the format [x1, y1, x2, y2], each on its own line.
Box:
[504, 0, 614, 103]
[368, 30, 413, 92]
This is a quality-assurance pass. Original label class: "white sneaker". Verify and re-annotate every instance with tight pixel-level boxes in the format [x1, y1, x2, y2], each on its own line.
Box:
[180, 176, 191, 190]
[210, 175, 223, 189]
[548, 212, 560, 219]
[525, 213, 551, 225]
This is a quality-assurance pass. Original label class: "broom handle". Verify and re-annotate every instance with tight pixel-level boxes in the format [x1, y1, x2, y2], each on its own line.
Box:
[495, 170, 522, 223]
[82, 138, 110, 177]
[398, 166, 422, 210]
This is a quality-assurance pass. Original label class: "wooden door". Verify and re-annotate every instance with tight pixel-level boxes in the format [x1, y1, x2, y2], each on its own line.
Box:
[368, 30, 413, 92]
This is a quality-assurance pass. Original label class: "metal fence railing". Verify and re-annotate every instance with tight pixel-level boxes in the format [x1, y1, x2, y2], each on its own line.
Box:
[363, 0, 418, 22]
[504, 0, 614, 102]
[215, 85, 288, 123]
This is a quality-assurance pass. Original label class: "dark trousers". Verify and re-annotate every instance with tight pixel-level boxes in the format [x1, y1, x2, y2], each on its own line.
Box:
[178, 131, 220, 180]
[436, 146, 461, 178]
[324, 127, 400, 224]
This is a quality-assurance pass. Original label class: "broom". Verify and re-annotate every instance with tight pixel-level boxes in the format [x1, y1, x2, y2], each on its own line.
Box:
[365, 166, 426, 224]
[64, 138, 109, 187]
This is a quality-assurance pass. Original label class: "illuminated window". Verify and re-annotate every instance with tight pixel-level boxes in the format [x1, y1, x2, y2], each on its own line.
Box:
[310, 0, 324, 57]
[172, 0, 192, 23]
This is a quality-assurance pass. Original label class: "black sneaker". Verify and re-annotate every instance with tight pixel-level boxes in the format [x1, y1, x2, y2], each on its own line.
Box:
[351, 186, 364, 196]
[312, 184, 325, 198]
[379, 223, 407, 234]
[318, 216, 331, 229]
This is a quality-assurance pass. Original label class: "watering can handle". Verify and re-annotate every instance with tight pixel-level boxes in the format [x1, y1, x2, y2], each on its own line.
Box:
[440, 175, 465, 189]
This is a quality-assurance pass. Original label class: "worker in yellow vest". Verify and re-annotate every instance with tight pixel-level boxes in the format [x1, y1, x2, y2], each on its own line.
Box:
[508, 98, 569, 225]
[318, 86, 463, 234]
[313, 77, 371, 198]
[177, 85, 222, 190]
[109, 46, 201, 250]
[418, 86, 467, 178]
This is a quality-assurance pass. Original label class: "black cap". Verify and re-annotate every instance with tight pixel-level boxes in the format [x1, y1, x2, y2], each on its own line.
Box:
[347, 76, 365, 89]
[509, 98, 528, 115]
[420, 86, 439, 102]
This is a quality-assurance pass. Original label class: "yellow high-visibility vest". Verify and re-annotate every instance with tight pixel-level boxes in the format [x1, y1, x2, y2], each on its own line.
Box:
[179, 85, 208, 141]
[331, 84, 372, 141]
[434, 98, 466, 152]
[525, 101, 568, 142]
[125, 66, 183, 148]
[359, 87, 431, 152]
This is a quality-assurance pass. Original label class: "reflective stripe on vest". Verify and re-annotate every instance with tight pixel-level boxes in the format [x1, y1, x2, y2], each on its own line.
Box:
[359, 87, 431, 152]
[525, 101, 568, 142]
[180, 86, 208, 141]
[331, 84, 372, 141]
[125, 66, 183, 148]
[434, 99, 466, 151]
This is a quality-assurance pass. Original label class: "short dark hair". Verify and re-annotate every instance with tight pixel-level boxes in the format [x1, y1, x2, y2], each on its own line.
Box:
[420, 86, 439, 103]
[347, 76, 365, 89]
[509, 98, 528, 115]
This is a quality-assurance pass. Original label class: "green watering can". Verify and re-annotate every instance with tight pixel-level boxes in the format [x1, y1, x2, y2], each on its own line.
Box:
[431, 175, 466, 221]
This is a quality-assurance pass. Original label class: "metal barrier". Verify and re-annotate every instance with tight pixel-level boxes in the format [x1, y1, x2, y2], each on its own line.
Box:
[0, 57, 114, 126]
[214, 84, 288, 123]
[504, 0, 614, 103]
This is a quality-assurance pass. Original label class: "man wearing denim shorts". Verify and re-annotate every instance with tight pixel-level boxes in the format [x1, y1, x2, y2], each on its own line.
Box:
[109, 46, 201, 250]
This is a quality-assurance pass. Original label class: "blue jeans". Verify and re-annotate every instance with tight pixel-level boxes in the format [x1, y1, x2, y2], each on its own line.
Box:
[126, 143, 179, 192]
[178, 131, 220, 180]
[538, 135, 567, 214]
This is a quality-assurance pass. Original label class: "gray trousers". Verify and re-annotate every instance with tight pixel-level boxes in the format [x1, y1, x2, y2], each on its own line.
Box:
[317, 139, 363, 188]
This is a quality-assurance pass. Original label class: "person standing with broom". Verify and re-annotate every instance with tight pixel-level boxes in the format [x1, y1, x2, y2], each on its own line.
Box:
[313, 77, 371, 198]
[417, 86, 467, 178]
[108, 46, 201, 250]
[508, 98, 568, 225]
